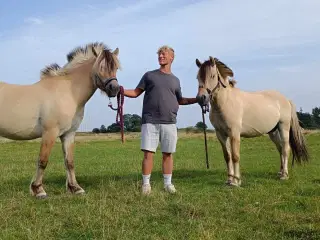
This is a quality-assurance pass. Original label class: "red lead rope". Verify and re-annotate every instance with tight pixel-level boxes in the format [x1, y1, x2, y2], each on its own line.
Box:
[108, 86, 125, 143]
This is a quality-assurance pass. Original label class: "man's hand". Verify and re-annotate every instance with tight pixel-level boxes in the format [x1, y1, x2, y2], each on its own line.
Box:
[123, 88, 144, 98]
[178, 97, 198, 105]
[196, 94, 210, 107]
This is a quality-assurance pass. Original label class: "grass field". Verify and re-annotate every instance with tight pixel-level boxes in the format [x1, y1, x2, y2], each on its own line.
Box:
[0, 132, 319, 240]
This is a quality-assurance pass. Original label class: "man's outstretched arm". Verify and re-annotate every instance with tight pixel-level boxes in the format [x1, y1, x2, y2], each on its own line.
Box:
[178, 97, 198, 105]
[123, 88, 144, 98]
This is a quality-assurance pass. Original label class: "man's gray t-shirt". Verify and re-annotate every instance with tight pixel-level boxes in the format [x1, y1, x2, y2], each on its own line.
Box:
[136, 69, 183, 124]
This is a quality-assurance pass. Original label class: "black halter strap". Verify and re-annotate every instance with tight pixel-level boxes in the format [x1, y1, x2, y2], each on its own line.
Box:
[94, 74, 118, 90]
[104, 77, 118, 89]
[199, 74, 227, 95]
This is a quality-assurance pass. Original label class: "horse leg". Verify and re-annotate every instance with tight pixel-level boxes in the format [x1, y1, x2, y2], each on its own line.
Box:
[60, 132, 85, 195]
[230, 133, 241, 187]
[216, 131, 233, 185]
[30, 130, 58, 198]
[278, 123, 290, 180]
[268, 130, 283, 176]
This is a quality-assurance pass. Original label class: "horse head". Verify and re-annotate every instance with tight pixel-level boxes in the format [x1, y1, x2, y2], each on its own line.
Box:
[91, 46, 121, 98]
[195, 56, 234, 106]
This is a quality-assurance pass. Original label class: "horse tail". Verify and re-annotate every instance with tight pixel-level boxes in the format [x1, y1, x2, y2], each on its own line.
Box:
[289, 100, 309, 166]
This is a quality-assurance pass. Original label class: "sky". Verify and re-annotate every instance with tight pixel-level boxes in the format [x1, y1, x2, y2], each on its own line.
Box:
[0, 0, 319, 131]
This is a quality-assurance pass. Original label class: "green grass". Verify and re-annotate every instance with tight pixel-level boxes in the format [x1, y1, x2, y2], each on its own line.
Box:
[0, 133, 319, 240]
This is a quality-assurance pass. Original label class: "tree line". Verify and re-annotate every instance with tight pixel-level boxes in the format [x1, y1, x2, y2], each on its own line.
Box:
[297, 107, 320, 129]
[92, 107, 320, 133]
[92, 113, 208, 133]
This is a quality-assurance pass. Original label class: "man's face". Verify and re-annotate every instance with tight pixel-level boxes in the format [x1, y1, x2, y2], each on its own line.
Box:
[158, 50, 173, 66]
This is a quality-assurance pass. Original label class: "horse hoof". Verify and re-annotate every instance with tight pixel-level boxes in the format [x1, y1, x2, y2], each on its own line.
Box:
[277, 172, 283, 177]
[226, 181, 240, 187]
[225, 180, 232, 186]
[75, 189, 85, 195]
[67, 183, 85, 195]
[280, 176, 289, 180]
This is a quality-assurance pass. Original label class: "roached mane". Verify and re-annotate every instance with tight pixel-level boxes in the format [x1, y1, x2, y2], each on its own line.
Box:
[40, 42, 120, 79]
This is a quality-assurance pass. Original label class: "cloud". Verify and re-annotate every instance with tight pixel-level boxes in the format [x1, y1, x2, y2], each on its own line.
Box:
[24, 17, 43, 25]
[0, 0, 319, 131]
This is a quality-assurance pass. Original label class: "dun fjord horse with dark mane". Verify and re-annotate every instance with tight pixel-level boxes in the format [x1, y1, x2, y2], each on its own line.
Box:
[0, 42, 121, 198]
[195, 56, 309, 187]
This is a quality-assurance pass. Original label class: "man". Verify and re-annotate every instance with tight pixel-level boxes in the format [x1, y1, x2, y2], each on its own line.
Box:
[123, 45, 197, 195]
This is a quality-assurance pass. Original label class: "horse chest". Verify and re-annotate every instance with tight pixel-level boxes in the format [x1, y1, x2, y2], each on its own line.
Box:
[58, 108, 84, 135]
[210, 111, 232, 133]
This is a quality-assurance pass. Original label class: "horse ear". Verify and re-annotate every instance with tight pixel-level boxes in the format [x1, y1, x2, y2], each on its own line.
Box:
[92, 47, 98, 57]
[113, 47, 119, 56]
[209, 56, 215, 65]
[196, 59, 202, 68]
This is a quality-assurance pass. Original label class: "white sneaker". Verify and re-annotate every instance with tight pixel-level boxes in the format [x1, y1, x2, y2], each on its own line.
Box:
[164, 184, 176, 194]
[141, 184, 151, 195]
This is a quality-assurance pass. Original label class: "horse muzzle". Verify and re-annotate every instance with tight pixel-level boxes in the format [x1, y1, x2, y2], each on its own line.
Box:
[196, 93, 210, 106]
[104, 78, 120, 97]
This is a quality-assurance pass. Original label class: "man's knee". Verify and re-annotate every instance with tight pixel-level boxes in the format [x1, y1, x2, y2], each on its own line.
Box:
[162, 152, 172, 161]
[143, 150, 154, 160]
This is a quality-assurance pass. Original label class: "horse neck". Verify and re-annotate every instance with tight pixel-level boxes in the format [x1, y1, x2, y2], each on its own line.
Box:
[210, 84, 230, 111]
[68, 59, 97, 107]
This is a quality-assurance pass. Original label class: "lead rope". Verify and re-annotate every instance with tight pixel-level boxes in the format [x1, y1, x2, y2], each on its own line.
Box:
[108, 86, 125, 143]
[201, 104, 210, 169]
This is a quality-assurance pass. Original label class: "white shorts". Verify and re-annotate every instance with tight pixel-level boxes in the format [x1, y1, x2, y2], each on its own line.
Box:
[141, 123, 178, 153]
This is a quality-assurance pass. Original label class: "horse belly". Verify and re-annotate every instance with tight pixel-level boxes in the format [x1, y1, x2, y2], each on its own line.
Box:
[0, 99, 42, 140]
[241, 105, 280, 138]
[0, 117, 42, 140]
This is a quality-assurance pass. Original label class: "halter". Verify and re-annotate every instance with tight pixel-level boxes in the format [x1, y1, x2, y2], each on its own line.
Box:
[104, 77, 118, 89]
[198, 73, 227, 97]
[94, 73, 118, 91]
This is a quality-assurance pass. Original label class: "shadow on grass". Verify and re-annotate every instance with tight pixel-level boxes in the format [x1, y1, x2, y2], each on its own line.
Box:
[3, 169, 226, 192]
[284, 229, 320, 240]
[76, 169, 226, 187]
[293, 187, 320, 197]
[4, 168, 303, 196]
[244, 170, 279, 181]
[312, 179, 320, 184]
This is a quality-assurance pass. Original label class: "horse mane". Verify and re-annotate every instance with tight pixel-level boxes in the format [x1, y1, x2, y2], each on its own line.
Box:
[198, 57, 236, 88]
[214, 58, 234, 79]
[40, 42, 120, 79]
[66, 42, 107, 63]
[215, 58, 236, 87]
[40, 63, 65, 79]
[228, 79, 237, 88]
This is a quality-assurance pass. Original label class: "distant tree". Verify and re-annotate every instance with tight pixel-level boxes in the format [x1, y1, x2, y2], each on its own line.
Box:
[107, 123, 121, 133]
[123, 114, 142, 132]
[130, 114, 142, 132]
[100, 125, 107, 133]
[195, 121, 207, 130]
[312, 107, 320, 128]
[297, 108, 316, 129]
[92, 128, 100, 133]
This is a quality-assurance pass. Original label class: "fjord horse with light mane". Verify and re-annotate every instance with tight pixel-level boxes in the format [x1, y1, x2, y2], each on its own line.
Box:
[195, 56, 309, 186]
[0, 42, 121, 198]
